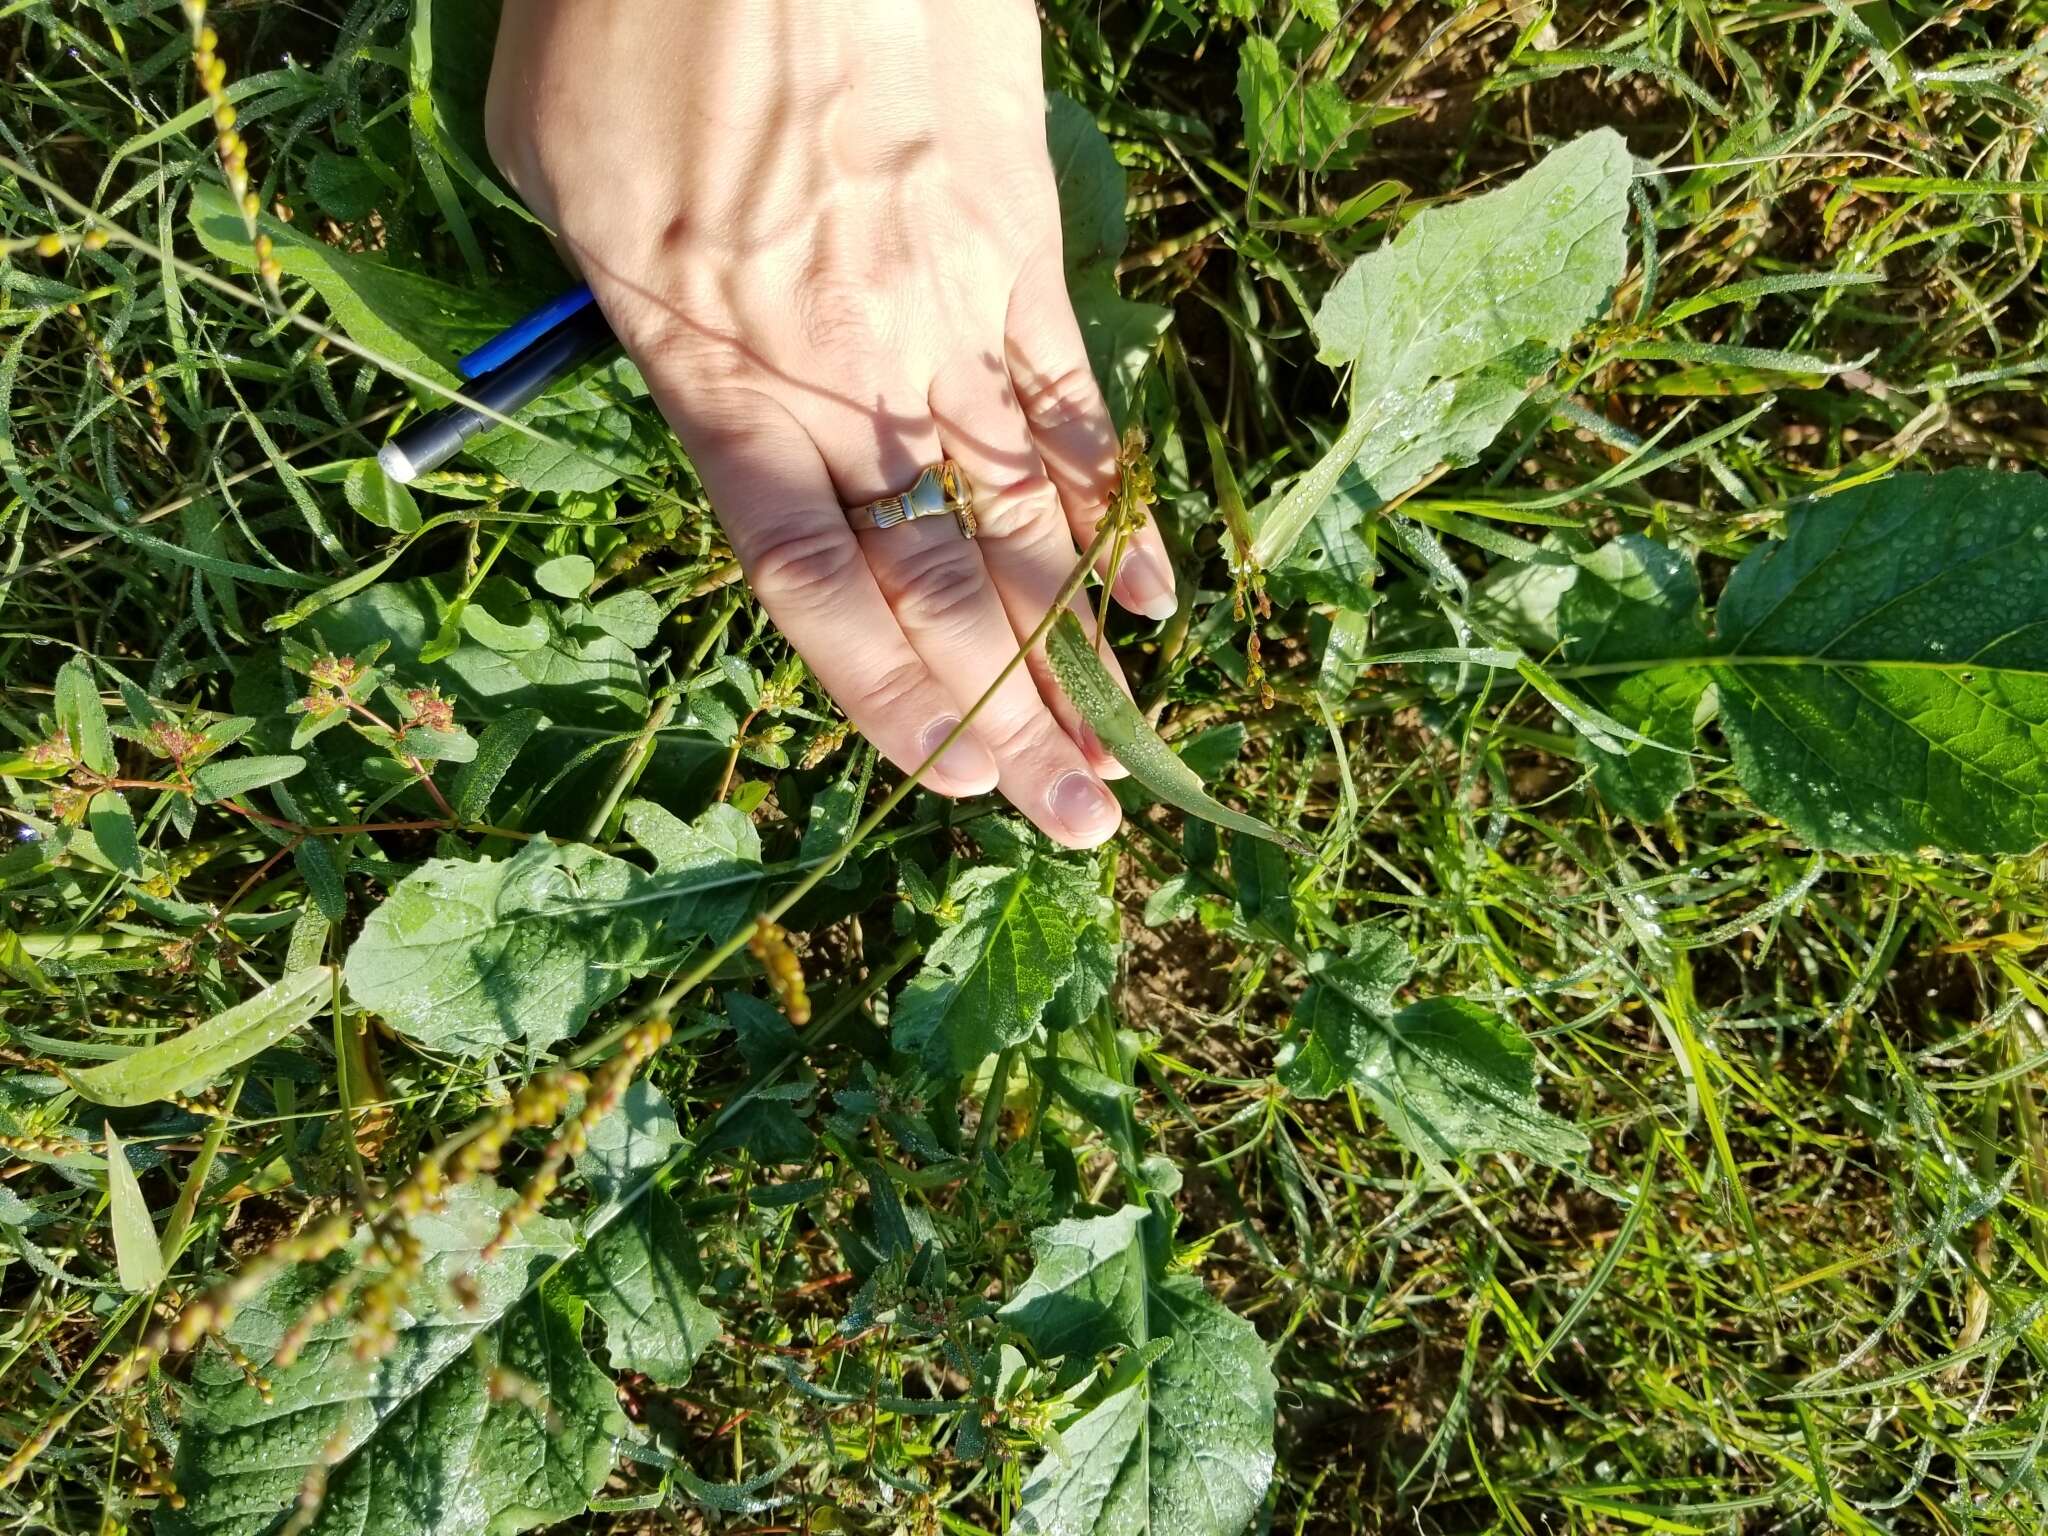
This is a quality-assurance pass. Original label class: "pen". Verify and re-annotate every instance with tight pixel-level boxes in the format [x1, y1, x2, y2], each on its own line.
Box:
[376, 284, 619, 484]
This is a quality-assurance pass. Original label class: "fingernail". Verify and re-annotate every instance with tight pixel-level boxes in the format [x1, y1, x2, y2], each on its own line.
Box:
[920, 716, 994, 792]
[1049, 770, 1120, 845]
[1119, 548, 1178, 620]
[1076, 722, 1129, 780]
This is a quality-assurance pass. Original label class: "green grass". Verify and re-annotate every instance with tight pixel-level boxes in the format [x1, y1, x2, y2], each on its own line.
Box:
[4, 1, 2048, 1533]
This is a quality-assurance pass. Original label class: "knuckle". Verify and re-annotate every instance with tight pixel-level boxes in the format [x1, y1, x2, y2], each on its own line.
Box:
[745, 524, 861, 604]
[890, 545, 989, 632]
[977, 700, 1067, 770]
[1018, 363, 1107, 438]
[860, 657, 936, 721]
[973, 473, 1063, 543]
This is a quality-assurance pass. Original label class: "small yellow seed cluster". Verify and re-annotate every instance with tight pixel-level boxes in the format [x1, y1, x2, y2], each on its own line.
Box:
[182, 0, 278, 292]
[799, 720, 850, 770]
[119, 1397, 181, 1508]
[217, 1336, 273, 1403]
[139, 360, 172, 450]
[1106, 426, 1158, 536]
[0, 1130, 90, 1157]
[482, 1020, 672, 1260]
[1234, 573, 1275, 711]
[109, 842, 220, 919]
[749, 920, 811, 1026]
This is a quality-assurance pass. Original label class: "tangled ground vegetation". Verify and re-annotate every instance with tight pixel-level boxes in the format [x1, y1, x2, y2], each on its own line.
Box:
[4, 1, 2048, 1532]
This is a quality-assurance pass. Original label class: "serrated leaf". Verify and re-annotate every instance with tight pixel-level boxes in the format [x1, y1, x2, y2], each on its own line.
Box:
[71, 967, 335, 1107]
[1312, 129, 1633, 386]
[1007, 1210, 1276, 1536]
[1708, 469, 2048, 854]
[104, 1122, 164, 1292]
[164, 1184, 622, 1536]
[1278, 941, 1587, 1175]
[997, 1205, 1148, 1359]
[619, 799, 762, 937]
[55, 656, 115, 774]
[1253, 131, 1631, 567]
[579, 1194, 719, 1386]
[892, 863, 1078, 1077]
[1238, 34, 1365, 168]
[190, 754, 306, 805]
[1272, 928, 1413, 1099]
[1048, 612, 1305, 853]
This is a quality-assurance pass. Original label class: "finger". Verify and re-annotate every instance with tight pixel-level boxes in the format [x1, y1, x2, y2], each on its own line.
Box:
[1005, 250, 1178, 621]
[658, 384, 999, 797]
[928, 350, 1134, 781]
[797, 381, 1121, 849]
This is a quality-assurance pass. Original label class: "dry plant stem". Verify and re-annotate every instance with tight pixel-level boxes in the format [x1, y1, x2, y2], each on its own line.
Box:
[573, 517, 1121, 1069]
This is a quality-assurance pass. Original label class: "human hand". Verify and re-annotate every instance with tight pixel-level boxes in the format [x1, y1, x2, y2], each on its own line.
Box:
[485, 0, 1177, 849]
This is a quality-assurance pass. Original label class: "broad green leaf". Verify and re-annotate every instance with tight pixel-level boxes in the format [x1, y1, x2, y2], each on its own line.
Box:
[305, 149, 384, 220]
[1709, 469, 2048, 854]
[1229, 829, 1296, 945]
[892, 863, 1078, 1076]
[619, 799, 763, 937]
[343, 839, 650, 1056]
[104, 1123, 164, 1292]
[996, 1204, 1147, 1360]
[1557, 535, 1709, 821]
[1254, 131, 1631, 567]
[1280, 958, 1588, 1174]
[533, 553, 596, 599]
[1312, 129, 1633, 388]
[1007, 1210, 1276, 1536]
[71, 967, 335, 1107]
[188, 185, 659, 493]
[579, 1193, 719, 1386]
[87, 791, 140, 876]
[55, 655, 115, 773]
[576, 1078, 685, 1211]
[1048, 612, 1306, 853]
[165, 1184, 622, 1536]
[1264, 472, 1382, 612]
[342, 457, 422, 533]
[1272, 928, 1412, 1100]
[188, 182, 510, 383]
[191, 753, 306, 805]
[1238, 35, 1365, 168]
[1048, 92, 1170, 426]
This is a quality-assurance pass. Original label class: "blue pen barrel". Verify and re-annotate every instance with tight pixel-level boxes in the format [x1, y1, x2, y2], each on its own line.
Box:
[456, 283, 598, 379]
[380, 303, 617, 483]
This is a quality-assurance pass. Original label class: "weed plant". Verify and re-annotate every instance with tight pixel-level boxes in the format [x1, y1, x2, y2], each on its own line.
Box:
[3, 2, 2048, 1534]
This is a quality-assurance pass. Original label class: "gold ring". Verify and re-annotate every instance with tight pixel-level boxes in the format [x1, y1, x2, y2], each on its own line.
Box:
[845, 460, 977, 540]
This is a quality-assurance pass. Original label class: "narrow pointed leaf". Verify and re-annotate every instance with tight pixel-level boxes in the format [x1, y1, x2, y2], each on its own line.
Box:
[104, 1123, 164, 1292]
[71, 966, 335, 1107]
[1048, 611, 1305, 853]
